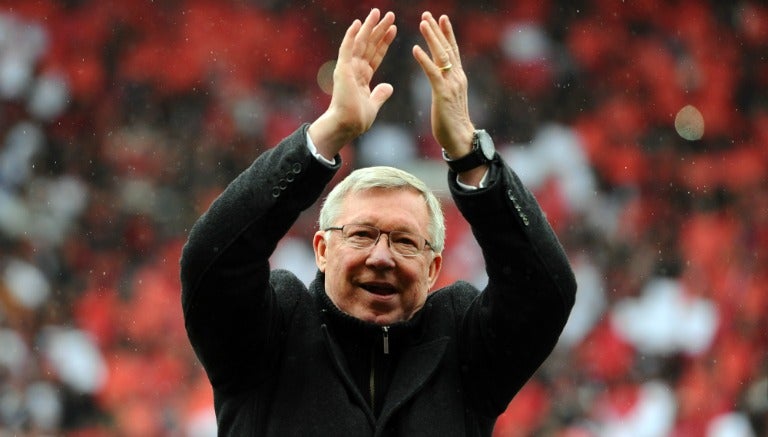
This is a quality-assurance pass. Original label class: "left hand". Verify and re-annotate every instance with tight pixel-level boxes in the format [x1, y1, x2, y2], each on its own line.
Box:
[412, 12, 475, 158]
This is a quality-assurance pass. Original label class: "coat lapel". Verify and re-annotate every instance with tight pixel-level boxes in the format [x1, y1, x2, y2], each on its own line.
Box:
[320, 324, 377, 427]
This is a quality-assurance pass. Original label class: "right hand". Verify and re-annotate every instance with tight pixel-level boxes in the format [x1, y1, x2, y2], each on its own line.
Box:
[309, 9, 397, 160]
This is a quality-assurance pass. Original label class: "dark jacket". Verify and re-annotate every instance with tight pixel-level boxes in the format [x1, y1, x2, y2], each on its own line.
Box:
[180, 124, 576, 436]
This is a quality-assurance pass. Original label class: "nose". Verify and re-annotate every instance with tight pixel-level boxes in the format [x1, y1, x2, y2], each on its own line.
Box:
[366, 233, 396, 268]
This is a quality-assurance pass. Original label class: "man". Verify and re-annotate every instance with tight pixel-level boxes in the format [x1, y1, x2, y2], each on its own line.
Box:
[180, 9, 576, 436]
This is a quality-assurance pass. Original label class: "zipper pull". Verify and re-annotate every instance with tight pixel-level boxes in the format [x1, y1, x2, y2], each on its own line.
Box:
[382, 326, 390, 355]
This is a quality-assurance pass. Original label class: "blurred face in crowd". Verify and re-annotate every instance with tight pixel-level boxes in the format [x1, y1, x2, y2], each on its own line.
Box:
[313, 187, 442, 325]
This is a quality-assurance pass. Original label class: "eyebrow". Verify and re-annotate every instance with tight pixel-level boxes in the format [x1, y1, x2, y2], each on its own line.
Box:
[350, 222, 422, 234]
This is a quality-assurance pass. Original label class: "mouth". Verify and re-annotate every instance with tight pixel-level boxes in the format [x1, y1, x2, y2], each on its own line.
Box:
[360, 282, 398, 296]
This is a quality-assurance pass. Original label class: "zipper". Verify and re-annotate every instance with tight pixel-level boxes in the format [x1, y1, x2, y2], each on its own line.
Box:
[370, 326, 390, 413]
[369, 346, 376, 413]
[382, 326, 390, 355]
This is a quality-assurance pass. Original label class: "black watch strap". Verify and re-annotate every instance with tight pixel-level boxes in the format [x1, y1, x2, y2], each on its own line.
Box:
[442, 130, 494, 173]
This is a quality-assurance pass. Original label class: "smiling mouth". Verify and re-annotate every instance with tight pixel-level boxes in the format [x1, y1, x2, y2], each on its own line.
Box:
[361, 283, 397, 296]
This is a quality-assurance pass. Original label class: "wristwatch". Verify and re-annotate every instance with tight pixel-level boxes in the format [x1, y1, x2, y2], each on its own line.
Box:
[442, 129, 495, 173]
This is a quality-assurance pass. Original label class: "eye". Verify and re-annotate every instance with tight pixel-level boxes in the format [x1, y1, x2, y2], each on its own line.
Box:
[391, 232, 420, 249]
[345, 225, 378, 242]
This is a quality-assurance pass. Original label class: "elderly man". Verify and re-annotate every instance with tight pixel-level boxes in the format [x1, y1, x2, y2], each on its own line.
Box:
[180, 9, 576, 436]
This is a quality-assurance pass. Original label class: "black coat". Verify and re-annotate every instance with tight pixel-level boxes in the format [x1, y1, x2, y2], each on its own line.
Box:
[180, 124, 576, 436]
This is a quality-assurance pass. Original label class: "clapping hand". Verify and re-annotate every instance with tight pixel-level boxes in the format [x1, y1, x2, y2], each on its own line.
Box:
[309, 9, 397, 160]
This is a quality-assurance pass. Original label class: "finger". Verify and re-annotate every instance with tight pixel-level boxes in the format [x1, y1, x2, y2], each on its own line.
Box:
[369, 24, 397, 72]
[419, 13, 452, 69]
[412, 44, 442, 80]
[370, 82, 394, 110]
[439, 15, 462, 68]
[364, 11, 395, 62]
[423, 12, 452, 56]
[419, 22, 450, 72]
[338, 19, 362, 63]
[353, 8, 381, 58]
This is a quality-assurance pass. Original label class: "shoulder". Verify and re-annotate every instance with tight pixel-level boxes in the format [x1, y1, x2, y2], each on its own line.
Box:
[269, 269, 314, 305]
[270, 268, 306, 287]
[426, 282, 481, 314]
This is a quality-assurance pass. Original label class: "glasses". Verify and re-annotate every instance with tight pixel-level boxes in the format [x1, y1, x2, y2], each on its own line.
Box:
[325, 224, 433, 257]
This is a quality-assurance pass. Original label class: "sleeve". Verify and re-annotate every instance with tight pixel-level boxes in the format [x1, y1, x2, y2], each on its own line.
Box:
[179, 123, 339, 395]
[451, 155, 577, 415]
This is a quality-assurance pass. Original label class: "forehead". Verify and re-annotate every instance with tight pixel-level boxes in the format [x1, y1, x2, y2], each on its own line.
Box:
[339, 187, 430, 229]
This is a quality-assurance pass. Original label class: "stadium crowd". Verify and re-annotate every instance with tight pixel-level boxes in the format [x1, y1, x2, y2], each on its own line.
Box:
[0, 0, 766, 435]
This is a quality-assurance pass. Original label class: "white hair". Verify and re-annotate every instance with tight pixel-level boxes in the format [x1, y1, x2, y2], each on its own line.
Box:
[318, 166, 446, 252]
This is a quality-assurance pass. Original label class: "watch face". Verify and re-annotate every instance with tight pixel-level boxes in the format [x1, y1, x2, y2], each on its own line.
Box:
[476, 130, 495, 160]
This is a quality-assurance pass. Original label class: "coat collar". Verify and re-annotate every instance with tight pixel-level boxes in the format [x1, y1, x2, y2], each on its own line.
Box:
[310, 272, 450, 429]
[309, 271, 429, 345]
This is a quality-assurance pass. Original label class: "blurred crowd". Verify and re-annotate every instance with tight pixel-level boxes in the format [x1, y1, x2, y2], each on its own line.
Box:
[0, 0, 766, 435]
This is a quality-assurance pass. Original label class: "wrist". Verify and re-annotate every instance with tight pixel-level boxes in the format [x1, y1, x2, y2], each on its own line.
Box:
[308, 112, 359, 160]
[441, 125, 475, 159]
[443, 129, 496, 173]
[456, 165, 489, 186]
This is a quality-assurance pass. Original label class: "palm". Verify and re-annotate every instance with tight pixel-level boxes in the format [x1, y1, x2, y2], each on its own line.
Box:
[323, 9, 396, 141]
[330, 58, 380, 135]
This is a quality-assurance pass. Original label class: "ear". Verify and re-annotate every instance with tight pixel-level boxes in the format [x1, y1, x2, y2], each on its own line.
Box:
[426, 252, 443, 289]
[313, 230, 328, 272]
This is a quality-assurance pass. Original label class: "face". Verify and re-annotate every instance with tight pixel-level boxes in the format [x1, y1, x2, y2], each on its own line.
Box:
[313, 187, 442, 325]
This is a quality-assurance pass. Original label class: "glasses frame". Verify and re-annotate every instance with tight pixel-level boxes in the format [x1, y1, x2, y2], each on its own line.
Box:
[325, 224, 434, 257]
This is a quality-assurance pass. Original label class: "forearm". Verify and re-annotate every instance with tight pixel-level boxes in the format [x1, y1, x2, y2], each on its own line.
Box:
[463, 165, 575, 306]
[454, 158, 576, 413]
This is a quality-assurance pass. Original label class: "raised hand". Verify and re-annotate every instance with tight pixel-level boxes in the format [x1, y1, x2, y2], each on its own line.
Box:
[309, 9, 397, 160]
[412, 12, 475, 160]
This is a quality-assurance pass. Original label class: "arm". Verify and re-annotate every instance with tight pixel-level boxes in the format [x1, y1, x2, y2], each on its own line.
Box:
[309, 9, 396, 158]
[453, 161, 576, 415]
[180, 127, 337, 393]
[180, 9, 397, 395]
[412, 12, 486, 187]
[413, 12, 576, 414]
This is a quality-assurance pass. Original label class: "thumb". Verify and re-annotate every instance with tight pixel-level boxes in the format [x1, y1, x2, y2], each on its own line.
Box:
[370, 83, 394, 111]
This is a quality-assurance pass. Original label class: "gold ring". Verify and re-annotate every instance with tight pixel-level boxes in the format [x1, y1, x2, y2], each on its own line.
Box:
[439, 62, 453, 72]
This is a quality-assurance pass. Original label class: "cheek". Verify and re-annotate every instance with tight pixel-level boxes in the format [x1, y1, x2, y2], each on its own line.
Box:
[417, 261, 434, 283]
[325, 251, 361, 280]
[403, 264, 432, 296]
